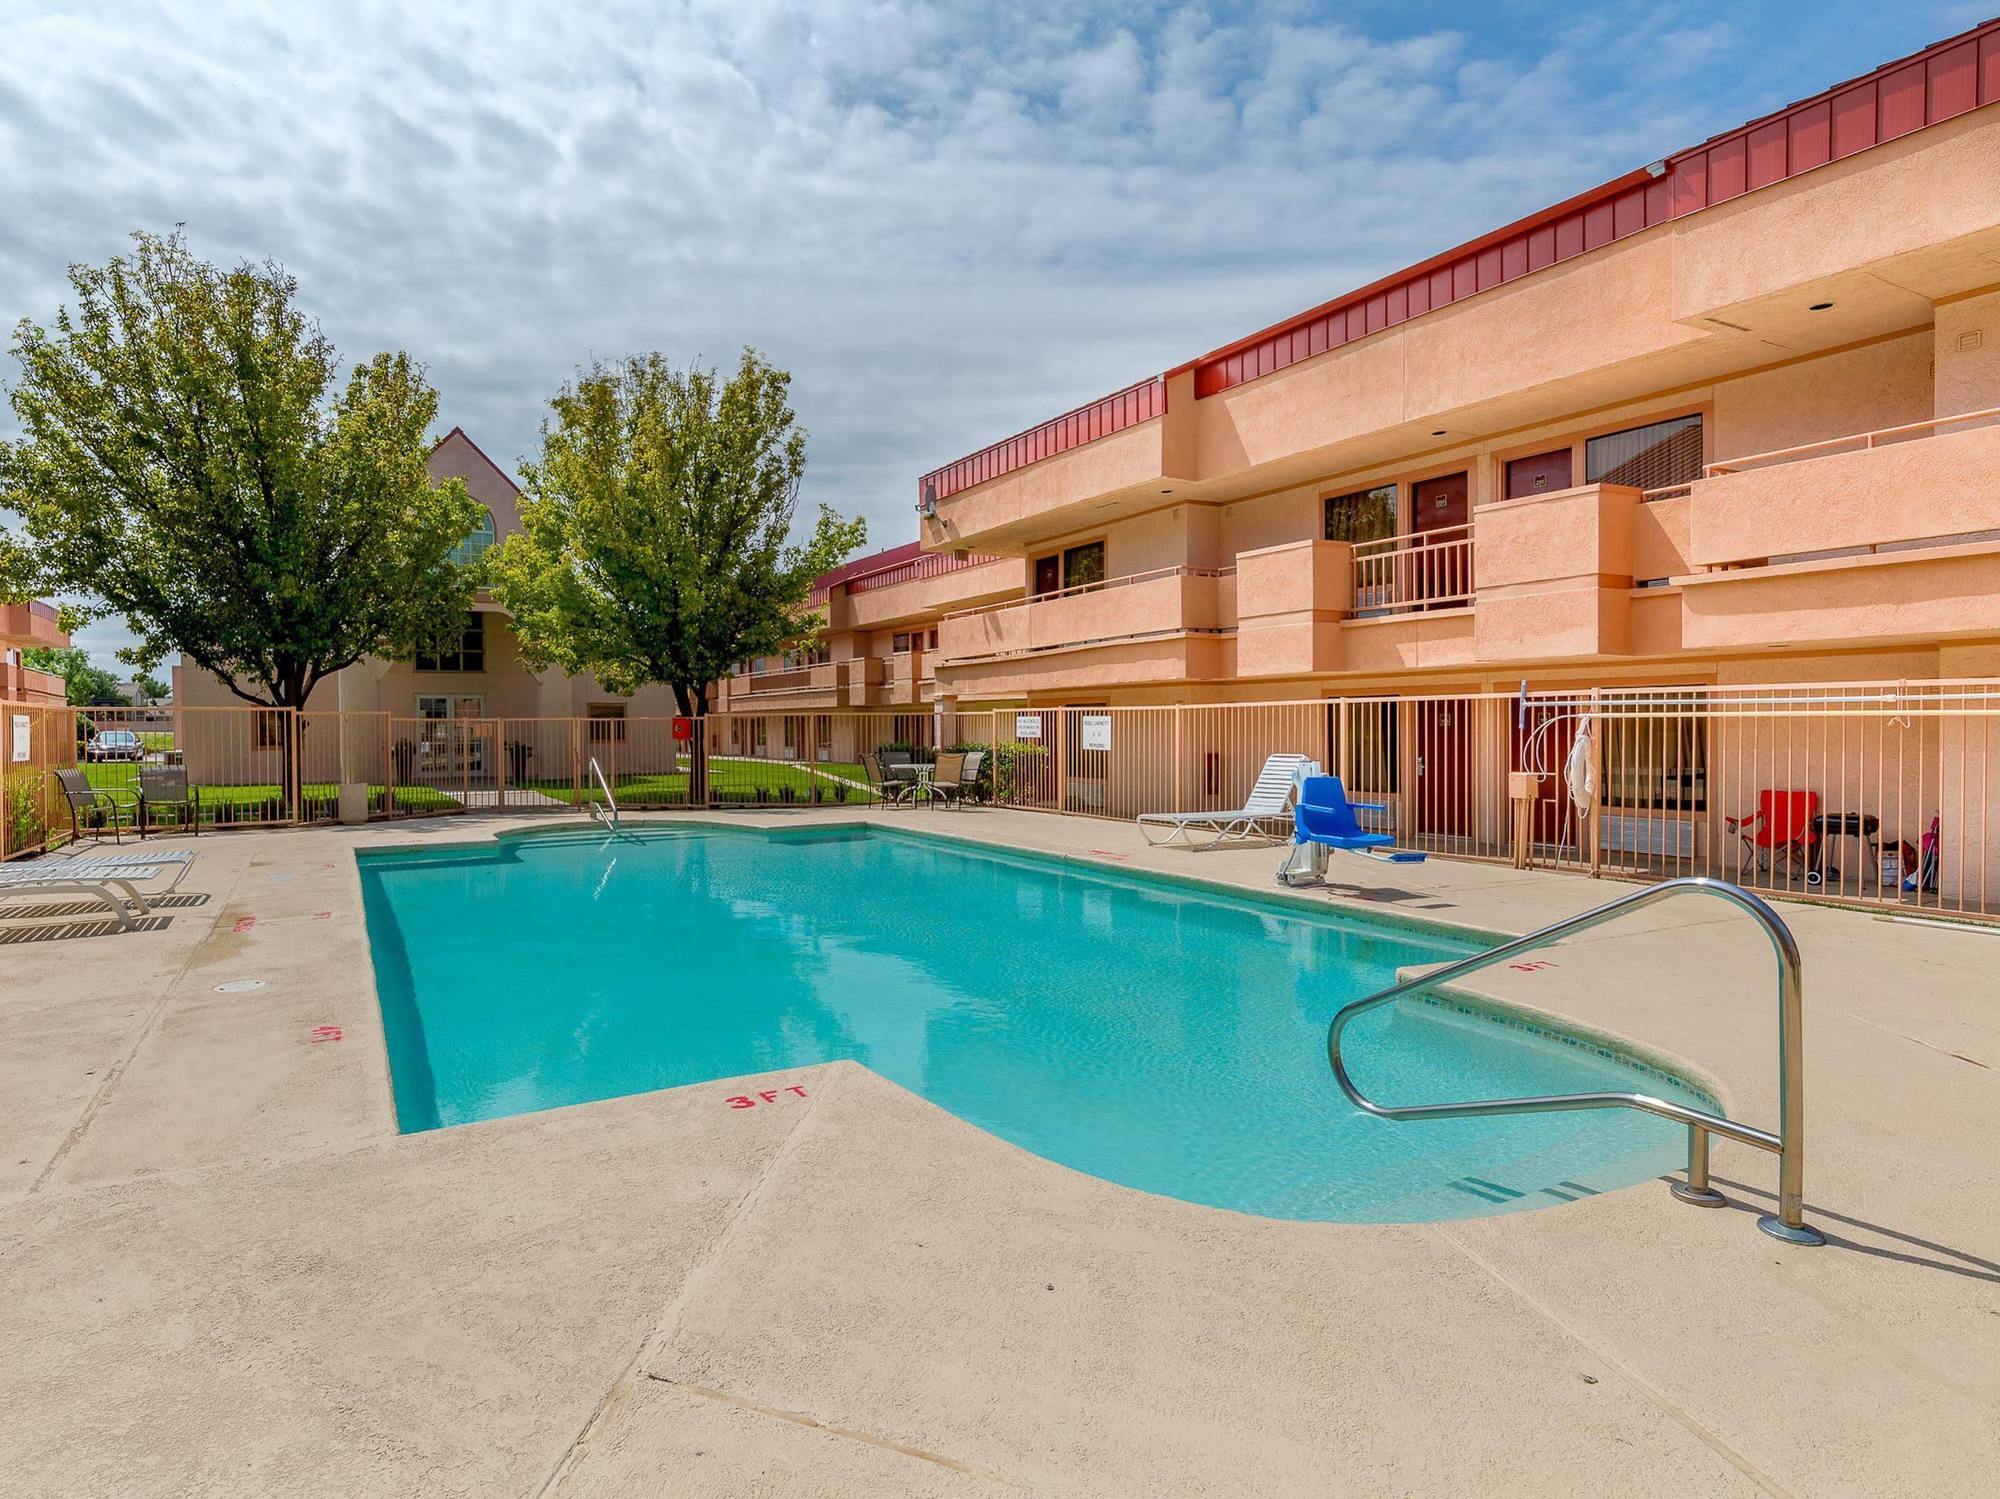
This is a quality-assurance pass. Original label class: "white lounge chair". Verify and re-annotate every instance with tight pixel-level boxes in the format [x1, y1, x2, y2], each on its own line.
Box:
[0, 849, 197, 932]
[1136, 753, 1313, 848]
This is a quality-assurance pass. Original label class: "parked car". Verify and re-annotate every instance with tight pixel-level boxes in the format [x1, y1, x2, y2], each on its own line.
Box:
[85, 729, 147, 762]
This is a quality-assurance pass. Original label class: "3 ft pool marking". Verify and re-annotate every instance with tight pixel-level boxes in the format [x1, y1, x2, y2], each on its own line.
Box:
[725, 1086, 808, 1109]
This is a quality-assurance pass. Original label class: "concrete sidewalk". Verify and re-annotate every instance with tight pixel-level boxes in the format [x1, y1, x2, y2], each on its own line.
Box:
[2, 807, 1995, 1496]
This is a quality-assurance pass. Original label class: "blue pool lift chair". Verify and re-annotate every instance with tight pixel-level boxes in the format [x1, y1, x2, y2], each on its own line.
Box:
[1277, 776, 1427, 886]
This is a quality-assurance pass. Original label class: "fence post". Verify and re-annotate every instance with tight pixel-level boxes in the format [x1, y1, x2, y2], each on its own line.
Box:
[286, 707, 302, 827]
[1588, 687, 1604, 877]
[1172, 705, 1184, 811]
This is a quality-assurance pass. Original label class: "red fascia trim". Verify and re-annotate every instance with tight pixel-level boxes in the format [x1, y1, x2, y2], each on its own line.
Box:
[813, 540, 928, 592]
[1165, 168, 1653, 380]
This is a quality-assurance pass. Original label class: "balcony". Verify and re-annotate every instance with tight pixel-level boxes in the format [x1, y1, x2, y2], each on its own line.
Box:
[1, 658, 68, 705]
[1689, 409, 2000, 569]
[919, 377, 1193, 551]
[843, 555, 1024, 631]
[0, 600, 67, 651]
[1676, 411, 2000, 650]
[937, 566, 1233, 694]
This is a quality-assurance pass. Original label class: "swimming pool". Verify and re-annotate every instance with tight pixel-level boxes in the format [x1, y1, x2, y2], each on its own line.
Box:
[359, 824, 1717, 1223]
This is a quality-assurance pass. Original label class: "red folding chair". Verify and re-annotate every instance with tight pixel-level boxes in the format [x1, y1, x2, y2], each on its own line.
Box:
[1727, 790, 1819, 882]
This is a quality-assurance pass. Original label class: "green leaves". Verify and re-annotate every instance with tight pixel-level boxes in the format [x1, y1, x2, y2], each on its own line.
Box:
[489, 349, 865, 714]
[20, 645, 122, 706]
[0, 229, 479, 708]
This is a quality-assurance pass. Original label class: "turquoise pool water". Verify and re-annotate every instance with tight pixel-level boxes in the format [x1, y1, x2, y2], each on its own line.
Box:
[359, 825, 1715, 1223]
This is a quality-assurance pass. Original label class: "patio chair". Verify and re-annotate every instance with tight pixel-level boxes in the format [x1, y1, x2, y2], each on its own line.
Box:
[1136, 753, 1313, 848]
[138, 766, 201, 837]
[1276, 776, 1426, 886]
[859, 751, 911, 807]
[54, 768, 139, 846]
[0, 848, 197, 932]
[1727, 790, 1820, 882]
[927, 752, 968, 808]
[955, 750, 987, 805]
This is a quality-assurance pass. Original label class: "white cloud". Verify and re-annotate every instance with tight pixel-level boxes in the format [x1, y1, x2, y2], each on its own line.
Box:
[0, 0, 1964, 667]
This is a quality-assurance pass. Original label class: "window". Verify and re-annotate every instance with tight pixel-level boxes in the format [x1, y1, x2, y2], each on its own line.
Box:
[1505, 448, 1573, 499]
[1323, 485, 1397, 543]
[1585, 415, 1702, 492]
[254, 710, 283, 748]
[815, 715, 833, 751]
[416, 613, 485, 672]
[1062, 541, 1105, 589]
[892, 631, 913, 653]
[927, 628, 938, 650]
[1341, 701, 1399, 794]
[587, 703, 626, 742]
[451, 510, 496, 567]
[1602, 699, 1707, 812]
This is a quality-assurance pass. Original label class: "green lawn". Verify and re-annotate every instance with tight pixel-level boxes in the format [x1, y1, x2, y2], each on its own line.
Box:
[77, 763, 459, 823]
[527, 759, 877, 806]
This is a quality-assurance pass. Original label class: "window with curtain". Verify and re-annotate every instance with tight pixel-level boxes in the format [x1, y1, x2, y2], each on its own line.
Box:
[1601, 698, 1707, 811]
[1323, 484, 1397, 543]
[1061, 541, 1105, 588]
[1585, 415, 1702, 492]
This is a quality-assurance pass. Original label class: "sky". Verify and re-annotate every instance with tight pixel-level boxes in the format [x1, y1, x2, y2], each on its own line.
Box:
[0, 0, 1988, 670]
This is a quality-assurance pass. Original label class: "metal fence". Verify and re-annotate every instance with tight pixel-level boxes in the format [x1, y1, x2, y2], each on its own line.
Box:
[8, 685, 2000, 922]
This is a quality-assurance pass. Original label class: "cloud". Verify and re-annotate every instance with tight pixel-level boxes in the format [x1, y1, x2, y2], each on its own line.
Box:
[0, 0, 1970, 668]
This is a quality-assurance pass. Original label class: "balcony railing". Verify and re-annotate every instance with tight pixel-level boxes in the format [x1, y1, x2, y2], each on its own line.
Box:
[847, 550, 1008, 595]
[1705, 407, 2000, 477]
[939, 566, 1233, 663]
[1350, 524, 1475, 615]
[941, 564, 1227, 622]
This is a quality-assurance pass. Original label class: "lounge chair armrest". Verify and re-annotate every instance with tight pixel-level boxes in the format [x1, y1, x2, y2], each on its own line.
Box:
[1351, 800, 1388, 813]
[94, 785, 140, 807]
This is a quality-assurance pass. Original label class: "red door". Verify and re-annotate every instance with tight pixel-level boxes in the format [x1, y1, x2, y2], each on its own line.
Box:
[1033, 555, 1061, 595]
[1504, 448, 1573, 499]
[1514, 702, 1575, 848]
[1415, 700, 1471, 839]
[1410, 472, 1469, 606]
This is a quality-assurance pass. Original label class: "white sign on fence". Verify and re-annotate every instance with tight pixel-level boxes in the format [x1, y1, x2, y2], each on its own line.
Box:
[1080, 714, 1112, 752]
[10, 714, 28, 764]
[1015, 713, 1043, 740]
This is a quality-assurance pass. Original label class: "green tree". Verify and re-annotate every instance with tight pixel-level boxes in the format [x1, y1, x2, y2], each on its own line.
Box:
[0, 229, 481, 713]
[132, 671, 172, 704]
[488, 350, 864, 716]
[21, 645, 123, 705]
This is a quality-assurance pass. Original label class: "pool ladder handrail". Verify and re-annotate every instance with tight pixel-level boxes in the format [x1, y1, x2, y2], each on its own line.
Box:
[1326, 876, 1824, 1245]
[586, 756, 621, 831]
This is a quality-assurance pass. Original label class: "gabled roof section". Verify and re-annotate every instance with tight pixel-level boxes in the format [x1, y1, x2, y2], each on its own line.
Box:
[429, 425, 521, 494]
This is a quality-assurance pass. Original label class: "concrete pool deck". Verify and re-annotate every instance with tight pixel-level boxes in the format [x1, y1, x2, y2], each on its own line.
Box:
[2, 806, 1996, 1496]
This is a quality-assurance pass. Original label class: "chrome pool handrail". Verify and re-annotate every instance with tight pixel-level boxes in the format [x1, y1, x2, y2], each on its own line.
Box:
[1326, 876, 1823, 1245]
[586, 757, 621, 831]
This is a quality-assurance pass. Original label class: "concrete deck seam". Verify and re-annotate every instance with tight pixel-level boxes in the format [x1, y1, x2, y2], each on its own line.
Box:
[1431, 1223, 1798, 1499]
[643, 1375, 1038, 1492]
[25, 852, 254, 1197]
[536, 1062, 842, 1499]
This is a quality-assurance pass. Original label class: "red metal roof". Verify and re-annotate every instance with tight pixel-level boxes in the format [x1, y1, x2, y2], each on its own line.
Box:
[919, 17, 2000, 496]
[1186, 16, 2000, 399]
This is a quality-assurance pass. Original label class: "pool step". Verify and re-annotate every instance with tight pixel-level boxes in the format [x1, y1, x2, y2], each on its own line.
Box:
[1446, 1175, 1603, 1207]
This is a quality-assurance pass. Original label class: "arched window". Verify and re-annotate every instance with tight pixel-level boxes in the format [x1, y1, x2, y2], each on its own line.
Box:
[451, 510, 496, 566]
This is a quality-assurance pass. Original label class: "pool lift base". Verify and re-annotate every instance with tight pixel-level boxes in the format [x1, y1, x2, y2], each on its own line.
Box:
[1756, 1214, 1828, 1246]
[1669, 1181, 1727, 1208]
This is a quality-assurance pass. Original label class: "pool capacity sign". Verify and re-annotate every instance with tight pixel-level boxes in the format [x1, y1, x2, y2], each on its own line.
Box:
[1080, 715, 1112, 752]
